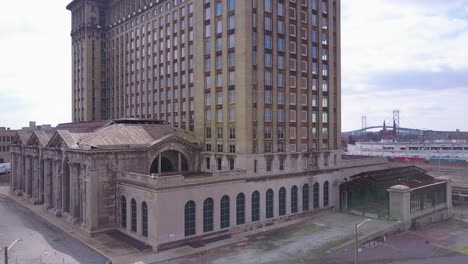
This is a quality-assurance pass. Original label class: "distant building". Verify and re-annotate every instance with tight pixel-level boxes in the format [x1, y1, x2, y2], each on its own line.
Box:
[0, 127, 15, 163]
[1, 121, 54, 163]
[347, 140, 468, 162]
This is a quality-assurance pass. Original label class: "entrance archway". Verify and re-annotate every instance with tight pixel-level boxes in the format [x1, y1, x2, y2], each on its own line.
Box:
[150, 150, 189, 174]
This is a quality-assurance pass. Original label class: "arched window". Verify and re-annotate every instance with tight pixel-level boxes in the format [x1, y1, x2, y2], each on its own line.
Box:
[236, 193, 245, 225]
[220, 195, 230, 228]
[131, 198, 137, 232]
[279, 187, 286, 216]
[121, 196, 127, 228]
[251, 191, 260, 222]
[184, 201, 196, 236]
[324, 181, 329, 207]
[291, 186, 298, 213]
[314, 182, 320, 208]
[203, 198, 214, 232]
[303, 184, 310, 211]
[142, 202, 148, 237]
[266, 189, 274, 219]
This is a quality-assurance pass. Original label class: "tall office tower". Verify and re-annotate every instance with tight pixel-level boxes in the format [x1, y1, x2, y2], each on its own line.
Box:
[67, 0, 341, 173]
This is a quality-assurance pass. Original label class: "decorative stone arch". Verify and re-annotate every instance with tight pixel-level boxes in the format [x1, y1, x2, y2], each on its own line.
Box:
[148, 142, 196, 175]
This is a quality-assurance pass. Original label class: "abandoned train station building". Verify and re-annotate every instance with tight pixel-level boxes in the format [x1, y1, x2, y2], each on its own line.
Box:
[8, 119, 452, 251]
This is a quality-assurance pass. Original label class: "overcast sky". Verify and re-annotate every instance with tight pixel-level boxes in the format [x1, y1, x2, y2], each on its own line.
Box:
[1, 0, 467, 131]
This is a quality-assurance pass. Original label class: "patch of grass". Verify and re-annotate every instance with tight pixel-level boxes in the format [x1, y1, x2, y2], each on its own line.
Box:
[458, 246, 468, 255]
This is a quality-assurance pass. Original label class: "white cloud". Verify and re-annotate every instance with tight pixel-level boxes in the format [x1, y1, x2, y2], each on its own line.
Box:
[341, 0, 468, 131]
[0, 0, 71, 129]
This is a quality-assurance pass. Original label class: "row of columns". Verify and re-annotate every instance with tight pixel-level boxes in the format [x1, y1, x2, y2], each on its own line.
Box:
[10, 151, 87, 226]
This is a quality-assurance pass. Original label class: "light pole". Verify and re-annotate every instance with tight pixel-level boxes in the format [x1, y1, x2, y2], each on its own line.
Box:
[354, 219, 371, 264]
[2, 238, 22, 264]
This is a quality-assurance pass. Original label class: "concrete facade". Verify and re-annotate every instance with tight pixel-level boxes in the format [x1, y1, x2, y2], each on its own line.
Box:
[9, 120, 391, 251]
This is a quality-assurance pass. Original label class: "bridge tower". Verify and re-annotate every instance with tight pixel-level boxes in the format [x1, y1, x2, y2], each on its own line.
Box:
[361, 116, 367, 130]
[393, 110, 400, 133]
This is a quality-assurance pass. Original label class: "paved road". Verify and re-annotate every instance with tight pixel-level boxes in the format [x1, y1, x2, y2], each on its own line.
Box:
[0, 194, 108, 264]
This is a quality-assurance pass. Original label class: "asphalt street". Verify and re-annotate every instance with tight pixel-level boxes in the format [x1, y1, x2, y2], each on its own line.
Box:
[0, 194, 108, 264]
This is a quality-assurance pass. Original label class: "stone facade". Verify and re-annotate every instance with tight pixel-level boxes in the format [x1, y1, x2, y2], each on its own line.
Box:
[66, 0, 343, 180]
[9, 120, 391, 251]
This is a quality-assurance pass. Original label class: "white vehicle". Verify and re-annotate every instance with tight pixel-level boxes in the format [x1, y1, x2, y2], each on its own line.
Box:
[0, 163, 11, 174]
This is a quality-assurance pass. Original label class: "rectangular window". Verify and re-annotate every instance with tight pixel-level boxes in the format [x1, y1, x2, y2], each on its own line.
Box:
[216, 2, 223, 16]
[264, 0, 272, 12]
[229, 108, 236, 121]
[264, 17, 272, 31]
[277, 109, 285, 122]
[265, 90, 272, 104]
[229, 127, 236, 139]
[265, 53, 273, 67]
[228, 15, 235, 30]
[322, 112, 328, 123]
[278, 38, 285, 52]
[217, 127, 223, 138]
[266, 158, 272, 172]
[278, 91, 285, 104]
[277, 127, 284, 139]
[217, 144, 224, 153]
[229, 90, 236, 103]
[229, 0, 235, 11]
[290, 110, 297, 122]
[290, 127, 296, 139]
[229, 145, 236, 153]
[216, 109, 223, 122]
[264, 108, 272, 122]
[265, 35, 272, 49]
[265, 126, 272, 139]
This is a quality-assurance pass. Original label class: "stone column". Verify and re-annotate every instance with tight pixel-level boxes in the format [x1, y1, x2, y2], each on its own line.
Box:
[178, 152, 182, 172]
[388, 185, 411, 224]
[69, 163, 81, 223]
[158, 155, 161, 174]
[43, 159, 52, 209]
[298, 185, 304, 213]
[53, 160, 63, 215]
[10, 154, 16, 190]
[32, 157, 39, 202]
[245, 193, 252, 224]
[86, 167, 99, 231]
[213, 198, 220, 232]
[25, 157, 32, 198]
[39, 159, 45, 204]
[80, 164, 86, 226]
[17, 154, 23, 194]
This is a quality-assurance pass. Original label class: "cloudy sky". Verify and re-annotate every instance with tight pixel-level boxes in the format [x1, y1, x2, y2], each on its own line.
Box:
[0, 0, 467, 131]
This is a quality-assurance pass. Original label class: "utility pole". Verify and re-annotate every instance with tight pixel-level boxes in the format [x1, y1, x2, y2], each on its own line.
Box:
[355, 219, 372, 264]
[354, 224, 358, 264]
[3, 246, 7, 264]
